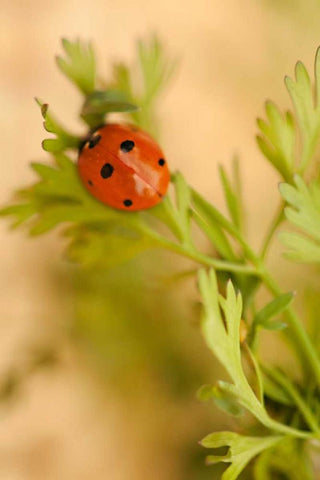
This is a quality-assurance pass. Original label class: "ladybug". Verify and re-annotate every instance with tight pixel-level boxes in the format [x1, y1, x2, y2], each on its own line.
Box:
[78, 124, 170, 211]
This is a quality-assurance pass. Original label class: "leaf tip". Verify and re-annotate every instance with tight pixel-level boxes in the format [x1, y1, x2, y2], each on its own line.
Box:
[315, 46, 320, 65]
[61, 37, 70, 49]
[284, 74, 292, 88]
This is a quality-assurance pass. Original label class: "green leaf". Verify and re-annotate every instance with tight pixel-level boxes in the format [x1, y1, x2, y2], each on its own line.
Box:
[136, 35, 176, 106]
[200, 431, 281, 480]
[0, 153, 158, 267]
[262, 371, 293, 406]
[80, 89, 139, 128]
[113, 63, 133, 100]
[192, 189, 236, 236]
[198, 270, 269, 425]
[259, 319, 287, 331]
[111, 35, 176, 136]
[257, 47, 320, 178]
[280, 232, 320, 262]
[253, 292, 293, 329]
[56, 38, 96, 95]
[285, 49, 320, 172]
[35, 99, 80, 153]
[191, 189, 240, 260]
[262, 365, 320, 434]
[146, 172, 196, 246]
[219, 157, 244, 231]
[197, 383, 216, 402]
[81, 90, 138, 115]
[192, 209, 237, 260]
[280, 175, 320, 262]
[199, 270, 241, 381]
[146, 195, 184, 242]
[171, 172, 193, 246]
[198, 271, 307, 437]
[0, 203, 36, 228]
[66, 224, 155, 267]
[191, 188, 255, 266]
[254, 437, 314, 480]
[197, 382, 245, 417]
[257, 101, 295, 181]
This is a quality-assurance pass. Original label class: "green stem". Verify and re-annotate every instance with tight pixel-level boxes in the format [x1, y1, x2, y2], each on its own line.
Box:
[266, 419, 312, 439]
[260, 202, 285, 260]
[154, 234, 259, 276]
[243, 344, 265, 406]
[237, 374, 312, 438]
[263, 366, 320, 434]
[260, 267, 320, 386]
[179, 246, 258, 275]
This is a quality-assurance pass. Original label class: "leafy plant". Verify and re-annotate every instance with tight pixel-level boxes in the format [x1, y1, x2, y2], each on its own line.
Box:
[3, 37, 320, 478]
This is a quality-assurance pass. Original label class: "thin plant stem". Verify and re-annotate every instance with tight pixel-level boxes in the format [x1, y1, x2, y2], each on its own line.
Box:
[263, 365, 320, 434]
[260, 267, 320, 387]
[144, 228, 259, 275]
[260, 202, 285, 260]
[243, 343, 265, 406]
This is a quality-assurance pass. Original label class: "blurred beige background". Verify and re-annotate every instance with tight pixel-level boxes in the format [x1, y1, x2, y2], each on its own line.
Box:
[1, 0, 320, 478]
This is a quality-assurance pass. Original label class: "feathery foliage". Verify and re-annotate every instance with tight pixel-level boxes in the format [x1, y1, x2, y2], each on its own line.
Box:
[3, 38, 320, 479]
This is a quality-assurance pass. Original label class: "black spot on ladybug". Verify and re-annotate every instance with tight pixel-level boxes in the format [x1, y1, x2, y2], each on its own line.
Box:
[89, 134, 101, 149]
[123, 199, 133, 207]
[158, 158, 165, 166]
[88, 180, 93, 186]
[100, 163, 114, 179]
[120, 140, 135, 152]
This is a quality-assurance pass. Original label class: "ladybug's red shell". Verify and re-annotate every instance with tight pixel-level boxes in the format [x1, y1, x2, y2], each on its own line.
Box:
[78, 124, 170, 211]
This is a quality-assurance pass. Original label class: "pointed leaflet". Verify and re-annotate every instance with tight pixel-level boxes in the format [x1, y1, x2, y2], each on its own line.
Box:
[36, 99, 80, 153]
[81, 90, 138, 116]
[137, 35, 176, 105]
[198, 269, 269, 424]
[257, 101, 295, 181]
[280, 175, 320, 262]
[257, 48, 320, 178]
[201, 431, 281, 480]
[191, 189, 237, 260]
[197, 382, 245, 417]
[253, 292, 293, 330]
[285, 49, 320, 172]
[80, 90, 139, 129]
[171, 172, 193, 246]
[112, 35, 176, 135]
[219, 157, 244, 232]
[56, 38, 96, 95]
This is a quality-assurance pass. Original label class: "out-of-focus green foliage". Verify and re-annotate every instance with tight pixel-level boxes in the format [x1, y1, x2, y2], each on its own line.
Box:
[280, 175, 320, 262]
[112, 35, 176, 136]
[56, 38, 96, 95]
[257, 48, 320, 180]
